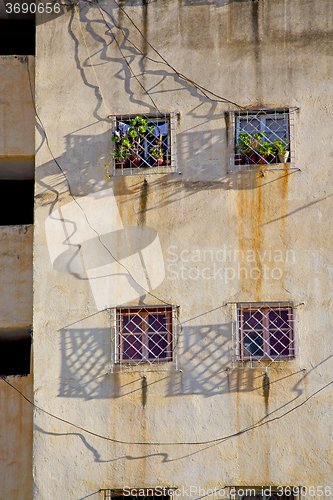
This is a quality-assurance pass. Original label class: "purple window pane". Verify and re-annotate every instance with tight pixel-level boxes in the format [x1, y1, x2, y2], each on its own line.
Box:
[269, 309, 289, 329]
[122, 335, 142, 360]
[243, 310, 263, 329]
[123, 314, 142, 334]
[148, 333, 168, 359]
[269, 329, 290, 356]
[148, 314, 167, 333]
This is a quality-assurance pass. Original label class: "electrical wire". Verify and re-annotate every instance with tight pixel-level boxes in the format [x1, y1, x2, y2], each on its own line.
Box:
[96, 6, 161, 113]
[0, 310, 31, 322]
[83, 0, 244, 109]
[24, 8, 326, 451]
[26, 57, 175, 311]
[2, 375, 333, 447]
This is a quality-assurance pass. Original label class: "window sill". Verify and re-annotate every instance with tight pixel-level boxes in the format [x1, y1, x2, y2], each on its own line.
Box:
[228, 162, 299, 174]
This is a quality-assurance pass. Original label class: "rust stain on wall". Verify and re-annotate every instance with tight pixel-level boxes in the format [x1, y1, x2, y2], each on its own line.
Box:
[237, 173, 263, 298]
[138, 178, 149, 226]
[237, 170, 291, 298]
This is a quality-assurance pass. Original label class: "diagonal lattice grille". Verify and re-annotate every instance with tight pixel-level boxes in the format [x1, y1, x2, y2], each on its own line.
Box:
[237, 303, 295, 362]
[109, 113, 178, 176]
[229, 108, 297, 172]
[116, 307, 174, 365]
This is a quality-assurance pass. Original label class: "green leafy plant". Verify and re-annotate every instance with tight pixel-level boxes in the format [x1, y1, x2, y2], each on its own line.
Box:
[150, 146, 163, 159]
[129, 115, 148, 137]
[273, 139, 289, 154]
[237, 132, 252, 153]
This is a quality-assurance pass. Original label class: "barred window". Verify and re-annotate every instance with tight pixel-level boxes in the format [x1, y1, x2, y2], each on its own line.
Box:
[114, 306, 176, 366]
[231, 487, 299, 500]
[237, 303, 295, 361]
[108, 113, 177, 176]
[228, 108, 297, 173]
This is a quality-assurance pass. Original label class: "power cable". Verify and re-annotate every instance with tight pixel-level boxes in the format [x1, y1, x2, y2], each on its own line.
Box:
[26, 58, 175, 311]
[95, 6, 161, 113]
[83, 0, 244, 109]
[2, 374, 333, 447]
[0, 310, 31, 322]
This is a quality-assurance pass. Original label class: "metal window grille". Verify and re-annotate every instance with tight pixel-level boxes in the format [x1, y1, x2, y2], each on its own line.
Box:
[231, 302, 300, 368]
[228, 108, 298, 173]
[109, 112, 178, 176]
[101, 490, 172, 500]
[110, 306, 179, 372]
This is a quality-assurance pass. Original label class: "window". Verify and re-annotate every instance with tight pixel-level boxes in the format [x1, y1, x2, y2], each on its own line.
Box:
[237, 303, 295, 362]
[228, 108, 297, 173]
[0, 329, 32, 376]
[108, 112, 178, 176]
[0, 20, 35, 56]
[101, 489, 172, 500]
[111, 306, 178, 371]
[118, 307, 173, 363]
[0, 180, 34, 225]
[230, 487, 299, 500]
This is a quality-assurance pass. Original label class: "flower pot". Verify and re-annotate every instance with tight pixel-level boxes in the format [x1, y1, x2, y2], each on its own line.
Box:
[129, 156, 141, 168]
[268, 153, 277, 164]
[115, 159, 128, 169]
[153, 157, 163, 167]
[258, 154, 268, 164]
[247, 151, 257, 164]
[234, 153, 245, 165]
[278, 151, 289, 163]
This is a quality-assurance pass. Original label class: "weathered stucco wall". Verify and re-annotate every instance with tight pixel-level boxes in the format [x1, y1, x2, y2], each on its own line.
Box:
[34, 1, 333, 499]
[0, 225, 33, 500]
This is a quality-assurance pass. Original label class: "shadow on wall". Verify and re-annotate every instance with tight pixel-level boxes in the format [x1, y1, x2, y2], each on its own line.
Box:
[58, 319, 269, 399]
[58, 321, 233, 399]
[59, 327, 112, 399]
[168, 323, 231, 396]
[58, 320, 282, 400]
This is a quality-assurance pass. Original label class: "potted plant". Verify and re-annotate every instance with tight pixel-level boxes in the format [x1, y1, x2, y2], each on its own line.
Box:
[265, 142, 278, 163]
[150, 146, 164, 166]
[238, 132, 257, 164]
[110, 134, 131, 169]
[255, 139, 276, 165]
[164, 151, 171, 165]
[273, 139, 289, 163]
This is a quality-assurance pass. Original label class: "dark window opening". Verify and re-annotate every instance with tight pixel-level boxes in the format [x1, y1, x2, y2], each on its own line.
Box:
[0, 180, 34, 225]
[102, 490, 171, 500]
[0, 330, 31, 376]
[0, 20, 35, 55]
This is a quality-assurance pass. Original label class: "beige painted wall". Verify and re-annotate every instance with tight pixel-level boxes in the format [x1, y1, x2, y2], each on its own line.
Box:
[0, 56, 35, 179]
[34, 1, 333, 499]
